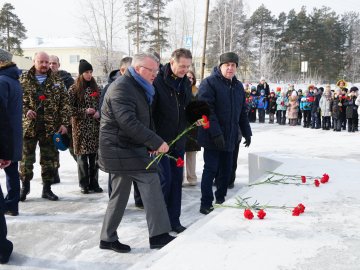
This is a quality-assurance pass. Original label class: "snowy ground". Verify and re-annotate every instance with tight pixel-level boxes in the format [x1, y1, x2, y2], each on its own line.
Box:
[1, 121, 359, 270]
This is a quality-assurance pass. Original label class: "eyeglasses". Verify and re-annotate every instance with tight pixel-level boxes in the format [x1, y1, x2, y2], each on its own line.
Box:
[140, 66, 159, 75]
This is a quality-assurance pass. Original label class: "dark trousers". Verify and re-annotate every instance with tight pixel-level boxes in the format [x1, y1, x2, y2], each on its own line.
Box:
[248, 109, 257, 122]
[200, 149, 233, 208]
[278, 110, 286, 125]
[322, 116, 331, 130]
[303, 110, 311, 127]
[158, 149, 184, 228]
[333, 118, 341, 131]
[77, 153, 99, 189]
[340, 111, 347, 129]
[347, 118, 356, 132]
[311, 110, 320, 128]
[4, 162, 20, 213]
[228, 141, 240, 187]
[0, 184, 13, 259]
[269, 112, 275, 123]
[258, 108, 265, 123]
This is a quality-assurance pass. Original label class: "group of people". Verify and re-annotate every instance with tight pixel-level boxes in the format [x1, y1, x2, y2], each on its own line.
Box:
[245, 79, 360, 132]
[0, 48, 252, 262]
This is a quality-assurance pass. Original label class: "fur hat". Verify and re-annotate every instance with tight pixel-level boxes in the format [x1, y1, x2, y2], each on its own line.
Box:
[0, 48, 12, 62]
[78, 59, 93, 74]
[219, 52, 239, 67]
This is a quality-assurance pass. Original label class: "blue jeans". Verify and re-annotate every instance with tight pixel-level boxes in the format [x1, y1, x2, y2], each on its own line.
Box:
[158, 149, 184, 228]
[4, 162, 20, 213]
[200, 149, 233, 208]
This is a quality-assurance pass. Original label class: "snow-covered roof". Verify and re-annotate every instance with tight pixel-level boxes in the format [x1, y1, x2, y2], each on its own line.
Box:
[22, 37, 95, 49]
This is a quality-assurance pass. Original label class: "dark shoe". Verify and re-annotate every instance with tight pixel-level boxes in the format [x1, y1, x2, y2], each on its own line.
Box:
[200, 206, 214, 215]
[215, 198, 225, 205]
[172, 225, 186, 234]
[4, 210, 18, 216]
[149, 233, 176, 249]
[53, 169, 60, 184]
[228, 183, 235, 189]
[89, 186, 103, 193]
[0, 240, 13, 264]
[81, 187, 89, 194]
[42, 185, 59, 201]
[20, 181, 30, 202]
[99, 240, 131, 253]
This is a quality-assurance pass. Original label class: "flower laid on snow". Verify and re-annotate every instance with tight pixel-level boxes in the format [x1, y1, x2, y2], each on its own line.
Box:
[244, 209, 254, 220]
[218, 196, 305, 220]
[248, 171, 330, 187]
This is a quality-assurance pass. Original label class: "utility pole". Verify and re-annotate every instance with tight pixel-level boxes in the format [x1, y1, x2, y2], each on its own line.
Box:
[200, 0, 210, 80]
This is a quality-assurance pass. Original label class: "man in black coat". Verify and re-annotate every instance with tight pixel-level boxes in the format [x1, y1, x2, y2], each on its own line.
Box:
[0, 48, 23, 264]
[98, 52, 174, 252]
[152, 48, 192, 233]
[197, 52, 252, 214]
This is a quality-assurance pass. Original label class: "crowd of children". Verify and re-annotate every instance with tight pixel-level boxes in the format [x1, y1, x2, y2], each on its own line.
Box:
[244, 79, 360, 132]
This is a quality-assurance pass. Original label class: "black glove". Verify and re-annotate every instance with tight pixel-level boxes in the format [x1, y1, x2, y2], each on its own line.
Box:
[243, 136, 251, 147]
[212, 134, 225, 149]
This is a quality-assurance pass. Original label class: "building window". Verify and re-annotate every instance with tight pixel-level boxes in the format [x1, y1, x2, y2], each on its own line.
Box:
[69, 55, 80, 63]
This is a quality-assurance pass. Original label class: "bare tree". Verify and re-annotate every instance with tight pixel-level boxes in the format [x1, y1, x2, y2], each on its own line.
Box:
[81, 0, 124, 75]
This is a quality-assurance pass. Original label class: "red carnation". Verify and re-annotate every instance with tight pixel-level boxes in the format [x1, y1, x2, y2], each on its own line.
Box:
[176, 157, 184, 168]
[90, 91, 99, 97]
[320, 173, 330, 184]
[292, 207, 301, 216]
[301, 176, 306, 183]
[257, 209, 266, 219]
[314, 179, 320, 187]
[38, 95, 46, 101]
[244, 209, 254, 220]
[202, 115, 210, 129]
[297, 203, 305, 213]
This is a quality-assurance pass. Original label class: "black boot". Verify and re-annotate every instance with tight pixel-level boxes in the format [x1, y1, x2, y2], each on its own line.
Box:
[53, 168, 60, 184]
[149, 233, 176, 249]
[20, 181, 30, 202]
[42, 183, 59, 201]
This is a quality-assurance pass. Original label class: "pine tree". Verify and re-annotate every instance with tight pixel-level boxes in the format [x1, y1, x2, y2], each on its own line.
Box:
[124, 0, 148, 54]
[145, 0, 172, 55]
[0, 3, 27, 55]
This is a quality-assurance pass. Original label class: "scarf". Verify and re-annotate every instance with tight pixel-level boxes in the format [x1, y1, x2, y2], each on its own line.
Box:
[128, 66, 155, 105]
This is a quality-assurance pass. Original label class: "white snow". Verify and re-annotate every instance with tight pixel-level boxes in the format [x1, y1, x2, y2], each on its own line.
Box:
[1, 122, 360, 270]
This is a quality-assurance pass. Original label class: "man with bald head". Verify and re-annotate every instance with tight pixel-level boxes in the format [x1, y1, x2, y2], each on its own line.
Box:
[19, 51, 71, 201]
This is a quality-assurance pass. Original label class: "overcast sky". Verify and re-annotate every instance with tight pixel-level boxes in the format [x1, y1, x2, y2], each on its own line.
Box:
[7, 0, 360, 47]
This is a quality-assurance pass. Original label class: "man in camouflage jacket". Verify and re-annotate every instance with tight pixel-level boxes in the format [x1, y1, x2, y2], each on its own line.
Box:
[19, 51, 70, 201]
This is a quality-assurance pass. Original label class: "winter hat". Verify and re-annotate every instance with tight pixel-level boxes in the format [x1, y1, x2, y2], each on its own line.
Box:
[251, 86, 257, 91]
[219, 52, 239, 67]
[0, 48, 12, 62]
[79, 59, 93, 74]
[342, 87, 348, 93]
[291, 90, 297, 97]
[260, 89, 265, 94]
[260, 77, 265, 81]
[350, 86, 359, 92]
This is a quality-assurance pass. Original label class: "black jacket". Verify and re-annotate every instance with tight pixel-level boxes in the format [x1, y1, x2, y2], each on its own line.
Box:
[98, 70, 163, 173]
[58, 70, 74, 90]
[257, 82, 270, 96]
[152, 63, 192, 150]
[99, 69, 120, 116]
[197, 67, 252, 152]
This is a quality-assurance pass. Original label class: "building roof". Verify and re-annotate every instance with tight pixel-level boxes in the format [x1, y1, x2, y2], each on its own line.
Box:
[22, 37, 94, 49]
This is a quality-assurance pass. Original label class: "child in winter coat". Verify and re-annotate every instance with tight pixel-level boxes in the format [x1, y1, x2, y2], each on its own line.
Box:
[257, 89, 268, 123]
[330, 88, 342, 131]
[268, 90, 277, 123]
[248, 87, 258, 123]
[319, 85, 332, 130]
[287, 91, 299, 126]
[276, 91, 288, 125]
[344, 87, 359, 132]
[300, 88, 313, 128]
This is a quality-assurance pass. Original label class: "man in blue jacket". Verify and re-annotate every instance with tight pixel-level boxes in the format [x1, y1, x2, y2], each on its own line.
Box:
[197, 52, 252, 214]
[152, 48, 192, 233]
[0, 48, 23, 264]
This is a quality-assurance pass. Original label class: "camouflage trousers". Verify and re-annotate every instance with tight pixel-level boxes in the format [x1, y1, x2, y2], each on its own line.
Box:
[20, 133, 57, 185]
[53, 126, 77, 169]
